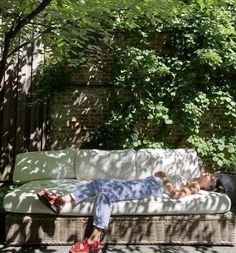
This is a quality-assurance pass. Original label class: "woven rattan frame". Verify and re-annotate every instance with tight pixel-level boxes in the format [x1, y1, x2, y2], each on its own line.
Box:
[5, 212, 236, 246]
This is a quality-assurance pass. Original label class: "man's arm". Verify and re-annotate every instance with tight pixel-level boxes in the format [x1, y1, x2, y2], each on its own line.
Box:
[154, 171, 200, 199]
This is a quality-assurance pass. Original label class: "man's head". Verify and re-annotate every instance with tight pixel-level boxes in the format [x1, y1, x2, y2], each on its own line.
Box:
[198, 172, 218, 191]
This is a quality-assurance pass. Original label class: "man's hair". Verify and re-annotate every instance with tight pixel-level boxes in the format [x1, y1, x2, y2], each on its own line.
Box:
[200, 176, 225, 192]
[213, 177, 225, 193]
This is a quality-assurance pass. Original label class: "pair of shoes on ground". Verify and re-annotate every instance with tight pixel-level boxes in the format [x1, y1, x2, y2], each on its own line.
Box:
[37, 190, 65, 214]
[69, 239, 101, 252]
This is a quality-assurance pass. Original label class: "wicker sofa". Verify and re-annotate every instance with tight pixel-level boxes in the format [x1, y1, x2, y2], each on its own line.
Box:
[3, 148, 236, 245]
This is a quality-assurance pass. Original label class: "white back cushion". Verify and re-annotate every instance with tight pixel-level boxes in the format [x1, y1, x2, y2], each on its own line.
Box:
[13, 149, 76, 183]
[136, 148, 201, 180]
[75, 149, 136, 180]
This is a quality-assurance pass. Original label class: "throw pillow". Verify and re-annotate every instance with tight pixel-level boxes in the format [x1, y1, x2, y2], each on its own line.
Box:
[214, 171, 236, 206]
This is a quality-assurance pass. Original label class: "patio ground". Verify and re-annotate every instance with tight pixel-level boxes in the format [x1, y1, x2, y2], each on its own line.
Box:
[1, 244, 236, 253]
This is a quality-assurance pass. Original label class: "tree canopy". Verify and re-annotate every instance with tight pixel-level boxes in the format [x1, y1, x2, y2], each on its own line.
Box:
[0, 0, 182, 84]
[1, 0, 224, 83]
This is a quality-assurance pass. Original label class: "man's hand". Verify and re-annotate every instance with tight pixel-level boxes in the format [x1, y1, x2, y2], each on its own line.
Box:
[154, 170, 201, 199]
[154, 171, 166, 178]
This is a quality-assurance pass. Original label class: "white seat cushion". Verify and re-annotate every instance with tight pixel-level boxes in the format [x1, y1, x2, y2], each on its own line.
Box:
[75, 149, 136, 180]
[119, 191, 231, 215]
[136, 148, 201, 180]
[13, 149, 76, 183]
[4, 179, 231, 216]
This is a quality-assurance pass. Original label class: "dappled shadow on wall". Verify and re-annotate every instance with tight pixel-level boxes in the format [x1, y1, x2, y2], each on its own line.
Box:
[48, 86, 112, 150]
[0, 37, 46, 181]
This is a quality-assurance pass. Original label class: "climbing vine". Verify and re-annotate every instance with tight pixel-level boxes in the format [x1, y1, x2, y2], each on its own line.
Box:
[84, 0, 236, 171]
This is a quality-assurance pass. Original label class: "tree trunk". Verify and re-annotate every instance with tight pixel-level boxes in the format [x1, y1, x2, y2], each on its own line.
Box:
[0, 0, 52, 85]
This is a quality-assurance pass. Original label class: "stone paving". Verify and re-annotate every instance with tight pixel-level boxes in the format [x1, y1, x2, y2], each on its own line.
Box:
[1, 244, 236, 253]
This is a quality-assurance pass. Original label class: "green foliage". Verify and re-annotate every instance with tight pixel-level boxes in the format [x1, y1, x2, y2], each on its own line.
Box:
[1, 0, 183, 93]
[0, 183, 16, 212]
[195, 49, 223, 69]
[84, 0, 236, 171]
[39, 0, 182, 67]
[31, 61, 72, 104]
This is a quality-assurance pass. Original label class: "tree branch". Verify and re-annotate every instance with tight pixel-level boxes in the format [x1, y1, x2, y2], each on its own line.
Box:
[7, 28, 52, 58]
[11, 0, 53, 38]
[0, 0, 53, 85]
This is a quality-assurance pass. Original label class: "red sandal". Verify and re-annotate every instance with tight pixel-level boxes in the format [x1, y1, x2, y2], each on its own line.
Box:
[37, 190, 65, 214]
[69, 239, 101, 253]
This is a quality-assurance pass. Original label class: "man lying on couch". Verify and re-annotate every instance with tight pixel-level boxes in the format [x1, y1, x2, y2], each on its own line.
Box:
[38, 171, 225, 253]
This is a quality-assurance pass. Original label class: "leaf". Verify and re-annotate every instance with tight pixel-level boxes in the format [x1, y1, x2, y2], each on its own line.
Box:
[218, 144, 225, 151]
[165, 119, 173, 125]
[228, 147, 235, 154]
[56, 0, 62, 7]
[197, 0, 205, 11]
[217, 159, 224, 167]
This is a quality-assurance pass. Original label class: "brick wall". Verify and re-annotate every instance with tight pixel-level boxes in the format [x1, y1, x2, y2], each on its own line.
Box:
[47, 81, 235, 170]
[48, 86, 112, 149]
[47, 45, 115, 149]
[47, 85, 235, 171]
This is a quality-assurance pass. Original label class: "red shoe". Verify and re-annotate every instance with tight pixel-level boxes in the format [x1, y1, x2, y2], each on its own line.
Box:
[69, 239, 101, 253]
[37, 190, 65, 214]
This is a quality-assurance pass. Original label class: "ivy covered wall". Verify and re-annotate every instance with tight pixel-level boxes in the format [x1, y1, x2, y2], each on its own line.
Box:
[45, 1, 236, 172]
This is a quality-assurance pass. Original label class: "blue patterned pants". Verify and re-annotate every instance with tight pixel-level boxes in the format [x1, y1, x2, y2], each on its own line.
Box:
[71, 176, 163, 229]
